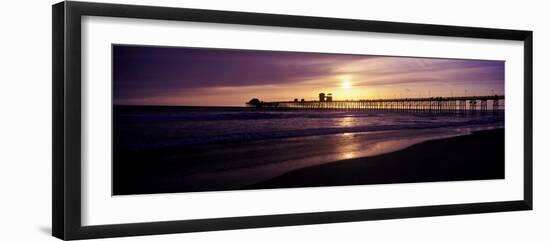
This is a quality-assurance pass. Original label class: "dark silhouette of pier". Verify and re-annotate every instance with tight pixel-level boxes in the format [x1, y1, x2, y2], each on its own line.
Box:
[247, 95, 504, 113]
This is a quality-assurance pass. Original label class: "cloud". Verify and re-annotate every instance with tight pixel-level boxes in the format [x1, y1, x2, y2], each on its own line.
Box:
[330, 57, 504, 87]
[113, 45, 504, 105]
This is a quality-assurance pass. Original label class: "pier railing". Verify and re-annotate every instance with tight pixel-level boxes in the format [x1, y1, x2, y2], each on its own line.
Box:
[251, 95, 504, 113]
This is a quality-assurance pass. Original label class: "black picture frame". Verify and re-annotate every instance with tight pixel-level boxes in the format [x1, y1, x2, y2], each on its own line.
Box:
[52, 1, 533, 240]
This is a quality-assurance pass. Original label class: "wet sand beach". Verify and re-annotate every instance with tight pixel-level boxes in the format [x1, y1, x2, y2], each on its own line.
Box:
[249, 128, 504, 190]
[113, 127, 503, 195]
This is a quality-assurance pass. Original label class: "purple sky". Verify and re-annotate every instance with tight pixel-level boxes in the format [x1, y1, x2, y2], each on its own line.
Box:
[113, 45, 504, 106]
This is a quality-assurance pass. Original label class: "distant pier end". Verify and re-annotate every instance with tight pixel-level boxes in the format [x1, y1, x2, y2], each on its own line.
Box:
[247, 93, 504, 113]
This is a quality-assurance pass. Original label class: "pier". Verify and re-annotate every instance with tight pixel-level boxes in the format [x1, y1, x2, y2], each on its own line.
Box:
[247, 95, 504, 113]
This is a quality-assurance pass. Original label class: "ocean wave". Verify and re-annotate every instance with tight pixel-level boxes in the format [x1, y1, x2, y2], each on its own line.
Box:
[118, 120, 503, 151]
[113, 107, 504, 151]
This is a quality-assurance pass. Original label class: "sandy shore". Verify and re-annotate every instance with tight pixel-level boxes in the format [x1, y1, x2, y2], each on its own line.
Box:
[248, 128, 504, 190]
[114, 128, 504, 195]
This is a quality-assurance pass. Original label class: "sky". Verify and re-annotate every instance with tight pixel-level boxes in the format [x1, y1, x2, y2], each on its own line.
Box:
[113, 45, 505, 106]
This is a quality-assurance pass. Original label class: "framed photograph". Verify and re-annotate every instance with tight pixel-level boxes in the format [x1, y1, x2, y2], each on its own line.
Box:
[52, 1, 533, 240]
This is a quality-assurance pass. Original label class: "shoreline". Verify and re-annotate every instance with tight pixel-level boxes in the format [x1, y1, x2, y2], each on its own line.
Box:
[247, 128, 504, 190]
[114, 128, 504, 195]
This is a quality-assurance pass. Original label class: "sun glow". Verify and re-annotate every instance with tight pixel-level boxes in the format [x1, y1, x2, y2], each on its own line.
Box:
[340, 75, 353, 89]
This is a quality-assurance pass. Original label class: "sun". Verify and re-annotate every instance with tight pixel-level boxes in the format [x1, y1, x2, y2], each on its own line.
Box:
[341, 79, 352, 89]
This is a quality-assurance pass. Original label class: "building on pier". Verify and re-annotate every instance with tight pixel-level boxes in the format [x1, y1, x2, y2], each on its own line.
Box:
[319, 93, 326, 102]
[326, 93, 333, 102]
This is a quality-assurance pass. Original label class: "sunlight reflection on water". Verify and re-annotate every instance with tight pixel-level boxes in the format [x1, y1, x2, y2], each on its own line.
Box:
[178, 126, 501, 190]
[189, 129, 468, 190]
[338, 116, 356, 127]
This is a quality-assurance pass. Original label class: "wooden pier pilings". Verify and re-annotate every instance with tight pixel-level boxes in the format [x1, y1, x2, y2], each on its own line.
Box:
[252, 95, 504, 113]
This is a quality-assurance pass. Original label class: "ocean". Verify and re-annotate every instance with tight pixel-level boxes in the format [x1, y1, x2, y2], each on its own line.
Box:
[113, 106, 504, 194]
